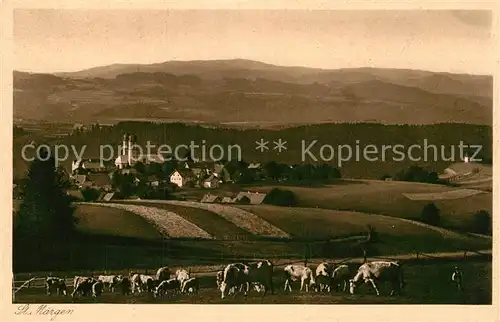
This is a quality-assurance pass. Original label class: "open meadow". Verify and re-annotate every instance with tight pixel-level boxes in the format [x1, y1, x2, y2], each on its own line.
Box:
[13, 201, 489, 274]
[249, 180, 492, 232]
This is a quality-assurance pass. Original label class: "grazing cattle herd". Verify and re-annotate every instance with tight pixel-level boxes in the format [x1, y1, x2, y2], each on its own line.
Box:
[40, 260, 463, 301]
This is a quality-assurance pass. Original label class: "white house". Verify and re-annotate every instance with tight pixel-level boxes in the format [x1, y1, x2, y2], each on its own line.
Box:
[170, 170, 194, 188]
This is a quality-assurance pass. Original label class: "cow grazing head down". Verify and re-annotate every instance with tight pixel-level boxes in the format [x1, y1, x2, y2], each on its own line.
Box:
[349, 261, 404, 296]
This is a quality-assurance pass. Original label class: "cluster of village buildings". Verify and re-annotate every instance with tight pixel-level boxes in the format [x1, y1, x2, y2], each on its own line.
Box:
[66, 134, 266, 204]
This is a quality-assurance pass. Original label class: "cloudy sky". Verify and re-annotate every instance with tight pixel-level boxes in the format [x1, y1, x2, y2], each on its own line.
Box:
[14, 9, 493, 75]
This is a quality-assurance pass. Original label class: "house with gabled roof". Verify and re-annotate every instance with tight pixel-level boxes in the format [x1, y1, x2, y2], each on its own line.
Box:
[72, 174, 88, 187]
[202, 174, 220, 188]
[200, 193, 221, 203]
[72, 158, 108, 174]
[235, 191, 267, 205]
[221, 196, 235, 204]
[169, 169, 195, 188]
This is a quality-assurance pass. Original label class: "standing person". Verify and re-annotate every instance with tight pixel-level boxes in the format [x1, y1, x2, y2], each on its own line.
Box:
[451, 266, 463, 291]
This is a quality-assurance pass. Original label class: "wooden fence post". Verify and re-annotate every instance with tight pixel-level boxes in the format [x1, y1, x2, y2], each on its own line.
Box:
[12, 275, 15, 302]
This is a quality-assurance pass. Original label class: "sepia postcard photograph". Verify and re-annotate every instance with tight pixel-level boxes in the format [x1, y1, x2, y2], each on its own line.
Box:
[3, 1, 498, 320]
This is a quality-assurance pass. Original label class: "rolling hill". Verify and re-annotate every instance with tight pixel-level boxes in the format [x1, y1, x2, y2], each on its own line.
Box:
[14, 59, 492, 125]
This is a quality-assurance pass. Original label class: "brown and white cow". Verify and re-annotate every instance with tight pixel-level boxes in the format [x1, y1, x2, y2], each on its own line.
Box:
[97, 275, 121, 292]
[219, 263, 250, 299]
[72, 276, 96, 298]
[175, 269, 191, 291]
[315, 262, 334, 292]
[283, 265, 316, 292]
[92, 280, 104, 297]
[216, 270, 224, 289]
[181, 277, 200, 294]
[154, 278, 181, 298]
[45, 277, 67, 296]
[156, 266, 171, 282]
[349, 261, 405, 296]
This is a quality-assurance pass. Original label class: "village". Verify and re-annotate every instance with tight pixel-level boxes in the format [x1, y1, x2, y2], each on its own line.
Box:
[65, 134, 287, 205]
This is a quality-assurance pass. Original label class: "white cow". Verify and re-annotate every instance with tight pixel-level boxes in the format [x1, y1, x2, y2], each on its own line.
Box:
[181, 277, 200, 294]
[332, 264, 352, 292]
[154, 278, 180, 298]
[175, 269, 191, 291]
[97, 275, 121, 292]
[349, 261, 405, 296]
[283, 265, 316, 292]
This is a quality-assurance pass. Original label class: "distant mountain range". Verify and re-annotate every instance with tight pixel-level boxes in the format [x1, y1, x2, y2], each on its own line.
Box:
[14, 59, 492, 126]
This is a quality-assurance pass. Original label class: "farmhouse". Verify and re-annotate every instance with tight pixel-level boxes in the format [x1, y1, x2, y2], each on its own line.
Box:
[202, 174, 220, 188]
[72, 174, 88, 187]
[121, 168, 138, 175]
[71, 158, 107, 174]
[170, 169, 195, 188]
[235, 191, 267, 205]
[221, 196, 235, 204]
[147, 175, 163, 187]
[200, 193, 221, 203]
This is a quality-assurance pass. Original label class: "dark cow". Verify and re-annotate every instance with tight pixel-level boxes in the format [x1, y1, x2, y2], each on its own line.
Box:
[45, 277, 67, 296]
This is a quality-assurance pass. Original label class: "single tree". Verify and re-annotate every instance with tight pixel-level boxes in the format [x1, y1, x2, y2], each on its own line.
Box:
[470, 210, 491, 235]
[421, 203, 441, 226]
[15, 147, 77, 241]
[14, 148, 77, 270]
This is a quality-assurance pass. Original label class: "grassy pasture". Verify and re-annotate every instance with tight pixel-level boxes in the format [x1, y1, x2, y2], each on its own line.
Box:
[13, 260, 492, 304]
[235, 205, 490, 254]
[251, 180, 492, 232]
[75, 204, 162, 240]
[13, 200, 490, 273]
[124, 202, 252, 239]
[87, 202, 213, 239]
